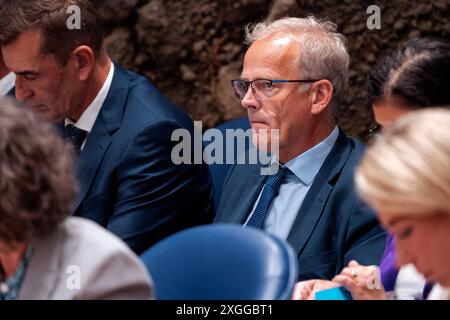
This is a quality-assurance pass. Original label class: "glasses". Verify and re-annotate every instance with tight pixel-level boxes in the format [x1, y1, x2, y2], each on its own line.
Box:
[366, 123, 382, 141]
[231, 78, 321, 101]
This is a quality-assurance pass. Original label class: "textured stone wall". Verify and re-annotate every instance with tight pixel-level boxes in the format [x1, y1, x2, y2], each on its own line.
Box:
[93, 0, 450, 140]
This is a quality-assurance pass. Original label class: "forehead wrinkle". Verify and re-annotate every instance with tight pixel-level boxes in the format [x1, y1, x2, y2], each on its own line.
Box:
[2, 30, 44, 73]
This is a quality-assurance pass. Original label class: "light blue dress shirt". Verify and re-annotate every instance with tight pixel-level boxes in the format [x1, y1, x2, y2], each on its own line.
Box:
[244, 126, 339, 240]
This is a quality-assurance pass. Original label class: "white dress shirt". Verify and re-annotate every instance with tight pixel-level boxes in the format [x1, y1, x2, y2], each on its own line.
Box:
[65, 63, 115, 150]
[394, 264, 426, 300]
[428, 284, 450, 300]
[244, 126, 339, 240]
[0, 72, 15, 96]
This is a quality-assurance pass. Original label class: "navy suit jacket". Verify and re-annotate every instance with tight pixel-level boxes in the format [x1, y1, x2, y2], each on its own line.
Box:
[215, 130, 386, 280]
[73, 63, 214, 254]
[6, 87, 15, 97]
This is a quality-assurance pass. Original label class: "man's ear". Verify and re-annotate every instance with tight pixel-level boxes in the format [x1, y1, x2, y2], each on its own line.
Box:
[71, 46, 95, 81]
[309, 80, 334, 115]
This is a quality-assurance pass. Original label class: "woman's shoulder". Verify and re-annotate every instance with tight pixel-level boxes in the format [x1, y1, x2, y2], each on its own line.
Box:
[55, 217, 136, 259]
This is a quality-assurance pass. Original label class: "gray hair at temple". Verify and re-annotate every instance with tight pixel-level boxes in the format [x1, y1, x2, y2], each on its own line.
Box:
[245, 16, 350, 116]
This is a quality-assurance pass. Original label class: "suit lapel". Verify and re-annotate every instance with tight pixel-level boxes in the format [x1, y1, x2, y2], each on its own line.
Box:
[228, 165, 267, 223]
[286, 130, 352, 256]
[73, 122, 112, 211]
[72, 63, 129, 213]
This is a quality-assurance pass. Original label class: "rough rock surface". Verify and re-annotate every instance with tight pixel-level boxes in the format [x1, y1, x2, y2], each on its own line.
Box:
[95, 0, 450, 139]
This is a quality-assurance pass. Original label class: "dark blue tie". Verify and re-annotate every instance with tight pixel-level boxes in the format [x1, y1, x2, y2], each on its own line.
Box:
[246, 165, 289, 229]
[422, 281, 434, 300]
[64, 124, 87, 153]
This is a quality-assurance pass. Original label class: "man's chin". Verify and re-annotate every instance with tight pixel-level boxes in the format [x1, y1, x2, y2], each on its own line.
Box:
[251, 133, 274, 153]
[250, 125, 280, 152]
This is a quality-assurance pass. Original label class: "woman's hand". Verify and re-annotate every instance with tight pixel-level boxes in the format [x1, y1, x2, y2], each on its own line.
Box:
[332, 260, 386, 300]
[291, 279, 340, 300]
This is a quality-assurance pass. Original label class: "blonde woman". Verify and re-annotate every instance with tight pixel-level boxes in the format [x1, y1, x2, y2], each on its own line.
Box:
[355, 108, 450, 300]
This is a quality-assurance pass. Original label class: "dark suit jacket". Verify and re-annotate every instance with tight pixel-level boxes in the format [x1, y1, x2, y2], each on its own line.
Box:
[73, 63, 214, 254]
[7, 87, 15, 97]
[215, 130, 386, 280]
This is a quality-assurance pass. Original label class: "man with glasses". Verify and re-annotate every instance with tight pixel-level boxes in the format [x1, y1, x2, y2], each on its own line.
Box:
[215, 17, 386, 281]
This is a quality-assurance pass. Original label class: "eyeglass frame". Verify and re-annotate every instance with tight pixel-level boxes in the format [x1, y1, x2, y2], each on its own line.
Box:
[366, 123, 382, 141]
[230, 78, 324, 101]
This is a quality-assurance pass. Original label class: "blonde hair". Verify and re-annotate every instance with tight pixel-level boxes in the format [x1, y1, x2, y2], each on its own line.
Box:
[245, 16, 350, 114]
[355, 108, 450, 219]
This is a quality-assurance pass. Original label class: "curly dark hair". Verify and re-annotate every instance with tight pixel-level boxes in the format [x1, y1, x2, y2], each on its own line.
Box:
[0, 98, 76, 247]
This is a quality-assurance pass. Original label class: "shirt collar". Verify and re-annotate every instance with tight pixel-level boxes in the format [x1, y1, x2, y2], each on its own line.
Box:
[272, 126, 339, 186]
[0, 72, 15, 96]
[65, 63, 115, 132]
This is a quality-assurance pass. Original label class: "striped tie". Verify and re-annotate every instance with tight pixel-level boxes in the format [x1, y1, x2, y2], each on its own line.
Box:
[64, 124, 87, 154]
[246, 165, 288, 229]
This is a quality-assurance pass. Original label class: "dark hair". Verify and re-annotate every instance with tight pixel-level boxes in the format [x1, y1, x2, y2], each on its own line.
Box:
[0, 0, 104, 65]
[366, 38, 450, 108]
[0, 98, 76, 247]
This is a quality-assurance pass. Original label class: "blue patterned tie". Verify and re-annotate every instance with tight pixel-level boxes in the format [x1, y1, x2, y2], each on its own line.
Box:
[64, 124, 87, 153]
[422, 281, 434, 300]
[246, 165, 289, 229]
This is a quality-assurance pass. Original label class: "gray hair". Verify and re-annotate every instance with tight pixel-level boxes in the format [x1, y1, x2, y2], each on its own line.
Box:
[245, 16, 350, 115]
[0, 97, 76, 247]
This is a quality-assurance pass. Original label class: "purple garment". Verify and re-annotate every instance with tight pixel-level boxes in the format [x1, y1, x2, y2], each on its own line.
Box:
[379, 234, 398, 291]
[380, 234, 432, 299]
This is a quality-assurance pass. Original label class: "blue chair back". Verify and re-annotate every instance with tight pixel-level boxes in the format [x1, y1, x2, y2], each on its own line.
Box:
[140, 224, 298, 300]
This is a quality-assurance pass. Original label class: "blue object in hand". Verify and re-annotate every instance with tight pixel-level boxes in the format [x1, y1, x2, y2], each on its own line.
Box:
[315, 286, 353, 300]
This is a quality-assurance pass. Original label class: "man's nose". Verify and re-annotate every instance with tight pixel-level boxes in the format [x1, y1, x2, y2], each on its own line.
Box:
[241, 85, 261, 110]
[14, 76, 33, 101]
